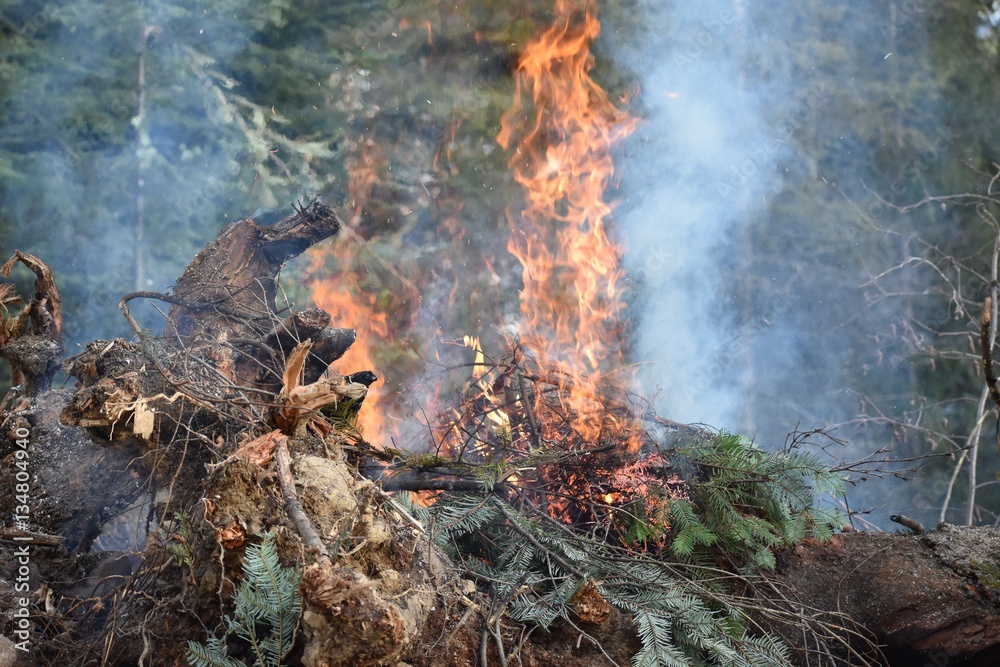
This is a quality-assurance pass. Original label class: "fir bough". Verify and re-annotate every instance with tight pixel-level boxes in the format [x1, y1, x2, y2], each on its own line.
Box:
[666, 431, 847, 570]
[421, 430, 847, 667]
[187, 531, 302, 667]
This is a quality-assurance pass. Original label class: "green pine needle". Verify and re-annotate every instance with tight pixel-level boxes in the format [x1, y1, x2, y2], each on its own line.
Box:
[187, 532, 302, 667]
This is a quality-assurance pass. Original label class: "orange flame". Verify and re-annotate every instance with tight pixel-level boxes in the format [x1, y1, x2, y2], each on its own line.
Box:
[498, 0, 637, 441]
[306, 136, 392, 446]
[307, 251, 390, 445]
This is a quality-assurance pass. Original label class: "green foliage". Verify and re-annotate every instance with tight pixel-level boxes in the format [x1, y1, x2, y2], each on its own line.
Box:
[667, 432, 847, 570]
[187, 532, 302, 667]
[425, 430, 844, 666]
[166, 510, 197, 580]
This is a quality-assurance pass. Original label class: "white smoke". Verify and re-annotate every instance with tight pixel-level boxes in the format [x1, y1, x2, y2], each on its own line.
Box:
[615, 1, 789, 431]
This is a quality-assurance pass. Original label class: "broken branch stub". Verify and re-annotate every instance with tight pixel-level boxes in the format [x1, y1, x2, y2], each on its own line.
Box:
[164, 200, 341, 345]
[264, 308, 357, 383]
[276, 339, 368, 433]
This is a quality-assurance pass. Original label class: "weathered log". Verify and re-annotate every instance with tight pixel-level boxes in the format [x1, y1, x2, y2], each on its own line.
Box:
[164, 201, 341, 346]
[62, 203, 366, 447]
[775, 524, 1000, 665]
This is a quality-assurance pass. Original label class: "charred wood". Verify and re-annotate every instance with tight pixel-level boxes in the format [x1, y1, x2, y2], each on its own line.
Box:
[379, 474, 508, 493]
[263, 308, 357, 383]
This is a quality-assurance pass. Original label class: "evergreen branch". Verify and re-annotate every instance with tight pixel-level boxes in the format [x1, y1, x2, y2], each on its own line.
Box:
[423, 423, 856, 665]
[492, 499, 587, 579]
[187, 532, 301, 667]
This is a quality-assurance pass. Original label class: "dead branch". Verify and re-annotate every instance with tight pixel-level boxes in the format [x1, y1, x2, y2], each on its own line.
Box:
[982, 296, 1000, 468]
[0, 250, 63, 394]
[379, 474, 509, 493]
[982, 297, 1000, 412]
[275, 340, 368, 433]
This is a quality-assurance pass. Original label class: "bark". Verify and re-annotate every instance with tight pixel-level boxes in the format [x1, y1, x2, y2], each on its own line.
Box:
[262, 308, 357, 384]
[774, 525, 1000, 665]
[162, 200, 342, 385]
[165, 200, 340, 342]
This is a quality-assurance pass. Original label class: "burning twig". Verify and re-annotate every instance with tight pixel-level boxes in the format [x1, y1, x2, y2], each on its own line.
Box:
[517, 371, 542, 444]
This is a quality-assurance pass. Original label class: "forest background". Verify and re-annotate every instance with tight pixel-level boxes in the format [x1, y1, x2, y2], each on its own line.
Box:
[2, 0, 1000, 531]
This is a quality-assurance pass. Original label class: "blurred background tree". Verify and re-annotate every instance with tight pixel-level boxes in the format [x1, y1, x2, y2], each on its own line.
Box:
[721, 0, 1000, 525]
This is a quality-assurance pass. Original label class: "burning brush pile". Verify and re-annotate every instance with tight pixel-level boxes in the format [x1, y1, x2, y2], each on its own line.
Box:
[367, 336, 860, 665]
[0, 204, 871, 667]
[377, 340, 692, 551]
[0, 1, 883, 664]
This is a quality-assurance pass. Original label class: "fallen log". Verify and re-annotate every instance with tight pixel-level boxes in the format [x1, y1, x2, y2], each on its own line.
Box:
[774, 524, 1000, 665]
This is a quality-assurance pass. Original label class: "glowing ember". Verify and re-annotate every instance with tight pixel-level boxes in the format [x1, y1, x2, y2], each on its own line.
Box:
[497, 0, 638, 442]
